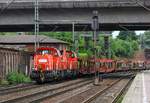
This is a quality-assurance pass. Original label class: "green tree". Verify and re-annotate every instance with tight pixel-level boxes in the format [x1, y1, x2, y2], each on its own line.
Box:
[110, 38, 138, 58]
[26, 31, 139, 59]
[40, 32, 73, 43]
[117, 31, 138, 41]
[142, 31, 150, 49]
[144, 31, 150, 39]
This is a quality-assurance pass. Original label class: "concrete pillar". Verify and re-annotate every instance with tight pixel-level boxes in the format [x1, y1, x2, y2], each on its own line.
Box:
[8, 52, 11, 73]
[3, 52, 6, 78]
[0, 51, 3, 79]
[6, 52, 9, 75]
[14, 53, 17, 72]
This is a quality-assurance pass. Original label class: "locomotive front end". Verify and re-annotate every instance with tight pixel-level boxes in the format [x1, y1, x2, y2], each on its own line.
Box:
[30, 48, 54, 83]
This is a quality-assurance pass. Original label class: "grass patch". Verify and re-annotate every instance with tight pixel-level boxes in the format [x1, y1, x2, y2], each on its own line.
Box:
[0, 79, 9, 85]
[6, 72, 31, 84]
[116, 95, 124, 103]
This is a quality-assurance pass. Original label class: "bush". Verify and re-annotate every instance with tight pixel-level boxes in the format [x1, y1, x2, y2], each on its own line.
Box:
[7, 72, 31, 84]
[0, 79, 9, 85]
[78, 53, 88, 58]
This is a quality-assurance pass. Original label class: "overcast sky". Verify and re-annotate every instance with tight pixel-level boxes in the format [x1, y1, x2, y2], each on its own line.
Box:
[112, 31, 145, 38]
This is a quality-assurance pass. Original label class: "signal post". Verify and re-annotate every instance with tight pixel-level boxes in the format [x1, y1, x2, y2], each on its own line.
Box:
[92, 10, 101, 85]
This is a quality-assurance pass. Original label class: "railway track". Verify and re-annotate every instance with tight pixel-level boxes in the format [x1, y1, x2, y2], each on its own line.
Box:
[40, 78, 120, 103]
[0, 83, 34, 91]
[0, 83, 40, 95]
[0, 73, 134, 103]
[101, 71, 135, 78]
[45, 76, 133, 103]
[111, 78, 133, 103]
[0, 78, 92, 103]
[0, 79, 77, 95]
[82, 78, 133, 103]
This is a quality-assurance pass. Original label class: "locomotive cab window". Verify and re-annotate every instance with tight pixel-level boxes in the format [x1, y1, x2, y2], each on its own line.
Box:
[71, 53, 75, 58]
[66, 52, 76, 58]
[37, 50, 50, 55]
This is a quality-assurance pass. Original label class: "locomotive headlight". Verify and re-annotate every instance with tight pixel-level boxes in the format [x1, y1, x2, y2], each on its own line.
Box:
[39, 59, 47, 63]
[46, 66, 49, 70]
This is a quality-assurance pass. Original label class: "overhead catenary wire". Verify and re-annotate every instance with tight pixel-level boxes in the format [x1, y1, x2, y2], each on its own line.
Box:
[0, 0, 15, 15]
[38, 26, 59, 43]
[119, 0, 150, 32]
[136, 1, 150, 30]
[136, 0, 150, 12]
[119, 25, 130, 31]
[0, 0, 39, 52]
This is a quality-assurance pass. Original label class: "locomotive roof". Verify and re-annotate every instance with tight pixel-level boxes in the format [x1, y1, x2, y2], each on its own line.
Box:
[36, 47, 59, 51]
[0, 35, 68, 45]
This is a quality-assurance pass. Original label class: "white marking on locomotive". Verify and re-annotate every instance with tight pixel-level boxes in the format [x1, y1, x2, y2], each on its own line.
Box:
[39, 59, 47, 63]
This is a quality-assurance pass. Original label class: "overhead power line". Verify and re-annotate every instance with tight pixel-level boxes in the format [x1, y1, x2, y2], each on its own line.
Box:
[136, 0, 150, 11]
[0, 0, 15, 15]
[118, 0, 150, 32]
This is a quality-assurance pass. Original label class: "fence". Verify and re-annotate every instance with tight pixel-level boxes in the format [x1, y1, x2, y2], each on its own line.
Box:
[0, 48, 32, 79]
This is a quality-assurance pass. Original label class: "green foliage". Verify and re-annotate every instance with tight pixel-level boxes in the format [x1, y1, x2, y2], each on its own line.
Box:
[131, 40, 139, 51]
[40, 32, 73, 43]
[111, 38, 139, 58]
[142, 31, 150, 49]
[7, 72, 31, 84]
[0, 79, 9, 85]
[29, 31, 139, 58]
[111, 31, 139, 58]
[0, 32, 17, 35]
[0, 32, 6, 35]
[0, 31, 140, 59]
[116, 95, 124, 103]
[78, 34, 94, 57]
[118, 31, 138, 41]
[78, 53, 89, 58]
[144, 31, 150, 39]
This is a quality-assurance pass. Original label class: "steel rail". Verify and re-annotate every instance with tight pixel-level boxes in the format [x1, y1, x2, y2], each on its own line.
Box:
[111, 78, 133, 103]
[0, 83, 41, 95]
[1, 78, 92, 103]
[81, 78, 125, 103]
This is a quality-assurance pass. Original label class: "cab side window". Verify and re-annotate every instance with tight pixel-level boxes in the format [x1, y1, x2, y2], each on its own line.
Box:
[71, 54, 75, 58]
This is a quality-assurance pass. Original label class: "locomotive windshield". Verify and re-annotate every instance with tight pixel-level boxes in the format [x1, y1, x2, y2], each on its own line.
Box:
[36, 49, 51, 55]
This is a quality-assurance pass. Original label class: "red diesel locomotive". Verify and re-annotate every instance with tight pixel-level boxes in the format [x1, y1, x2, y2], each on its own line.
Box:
[30, 47, 78, 83]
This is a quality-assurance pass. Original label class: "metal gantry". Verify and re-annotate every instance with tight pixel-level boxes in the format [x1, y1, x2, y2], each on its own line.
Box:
[34, 0, 39, 52]
[72, 22, 80, 56]
[72, 22, 75, 51]
[104, 34, 111, 58]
